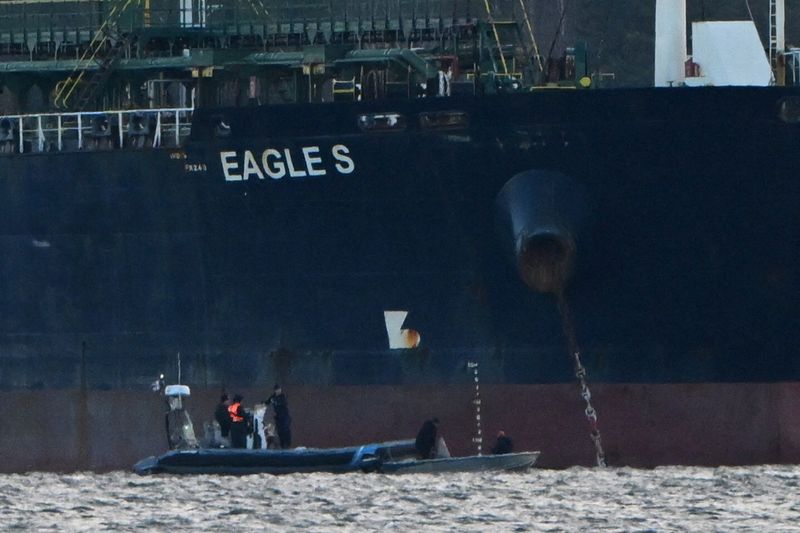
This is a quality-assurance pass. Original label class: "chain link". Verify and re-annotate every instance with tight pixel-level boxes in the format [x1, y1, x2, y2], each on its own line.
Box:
[557, 292, 607, 468]
[572, 350, 606, 467]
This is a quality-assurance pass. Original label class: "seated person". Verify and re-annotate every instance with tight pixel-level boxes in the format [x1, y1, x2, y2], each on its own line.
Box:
[491, 430, 514, 455]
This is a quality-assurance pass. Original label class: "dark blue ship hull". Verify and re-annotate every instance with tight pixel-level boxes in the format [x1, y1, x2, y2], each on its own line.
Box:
[0, 87, 798, 470]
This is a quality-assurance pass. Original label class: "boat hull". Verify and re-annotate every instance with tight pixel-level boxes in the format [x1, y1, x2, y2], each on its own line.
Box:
[133, 440, 416, 475]
[380, 451, 540, 474]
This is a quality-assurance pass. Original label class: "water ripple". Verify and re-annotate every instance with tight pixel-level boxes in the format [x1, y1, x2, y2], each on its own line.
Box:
[1, 466, 800, 530]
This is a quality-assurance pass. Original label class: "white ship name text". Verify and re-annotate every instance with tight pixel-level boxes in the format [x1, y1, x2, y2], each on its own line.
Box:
[220, 144, 355, 182]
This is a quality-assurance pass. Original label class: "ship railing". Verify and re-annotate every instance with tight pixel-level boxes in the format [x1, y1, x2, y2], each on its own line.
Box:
[0, 107, 193, 155]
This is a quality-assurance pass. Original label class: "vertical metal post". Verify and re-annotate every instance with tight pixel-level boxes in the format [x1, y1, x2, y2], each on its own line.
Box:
[175, 109, 180, 146]
[153, 111, 161, 147]
[57, 114, 62, 151]
[17, 116, 23, 153]
[77, 113, 82, 149]
[118, 111, 124, 147]
[468, 361, 482, 455]
[37, 115, 43, 152]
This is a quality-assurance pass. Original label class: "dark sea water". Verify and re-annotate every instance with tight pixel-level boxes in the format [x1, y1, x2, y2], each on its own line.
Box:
[2, 466, 799, 531]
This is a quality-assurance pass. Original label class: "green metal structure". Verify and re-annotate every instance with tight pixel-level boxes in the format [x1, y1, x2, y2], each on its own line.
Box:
[0, 1, 577, 113]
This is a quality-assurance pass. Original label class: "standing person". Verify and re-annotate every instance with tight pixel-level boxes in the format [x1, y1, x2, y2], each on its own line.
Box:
[214, 393, 231, 442]
[491, 430, 514, 455]
[265, 384, 292, 449]
[228, 394, 248, 448]
[415, 418, 439, 459]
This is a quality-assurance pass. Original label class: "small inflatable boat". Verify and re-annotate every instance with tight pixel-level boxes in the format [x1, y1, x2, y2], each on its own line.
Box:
[134, 440, 417, 475]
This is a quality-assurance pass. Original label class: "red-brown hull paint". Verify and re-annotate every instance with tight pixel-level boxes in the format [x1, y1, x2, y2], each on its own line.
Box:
[3, 382, 800, 472]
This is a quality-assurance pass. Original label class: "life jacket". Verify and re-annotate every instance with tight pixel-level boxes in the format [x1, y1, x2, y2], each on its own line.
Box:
[228, 402, 244, 423]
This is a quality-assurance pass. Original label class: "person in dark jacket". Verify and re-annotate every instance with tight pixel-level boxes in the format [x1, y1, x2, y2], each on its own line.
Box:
[415, 418, 439, 459]
[214, 393, 231, 439]
[228, 394, 248, 448]
[491, 430, 514, 455]
[265, 384, 292, 449]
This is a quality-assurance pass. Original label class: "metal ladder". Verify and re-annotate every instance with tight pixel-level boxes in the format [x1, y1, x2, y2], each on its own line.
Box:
[517, 0, 544, 73]
[481, 0, 509, 75]
[770, 0, 778, 70]
[53, 0, 140, 110]
[75, 30, 135, 111]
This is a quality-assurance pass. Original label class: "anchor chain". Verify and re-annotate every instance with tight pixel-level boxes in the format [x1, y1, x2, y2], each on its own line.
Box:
[571, 350, 606, 467]
[557, 293, 607, 467]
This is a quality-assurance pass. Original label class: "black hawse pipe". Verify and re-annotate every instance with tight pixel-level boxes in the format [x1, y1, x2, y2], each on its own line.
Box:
[495, 170, 589, 293]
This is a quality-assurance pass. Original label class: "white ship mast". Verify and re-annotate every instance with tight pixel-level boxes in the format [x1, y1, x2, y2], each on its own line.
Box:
[654, 0, 687, 87]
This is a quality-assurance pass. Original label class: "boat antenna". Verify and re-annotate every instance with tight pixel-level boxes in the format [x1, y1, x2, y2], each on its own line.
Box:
[177, 352, 181, 385]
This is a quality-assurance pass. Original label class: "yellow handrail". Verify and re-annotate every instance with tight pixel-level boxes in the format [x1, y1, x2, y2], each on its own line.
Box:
[244, 0, 270, 20]
[482, 0, 508, 75]
[53, 0, 140, 109]
[518, 0, 543, 72]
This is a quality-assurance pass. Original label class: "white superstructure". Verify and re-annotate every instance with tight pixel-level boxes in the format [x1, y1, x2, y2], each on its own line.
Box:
[654, 0, 687, 87]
